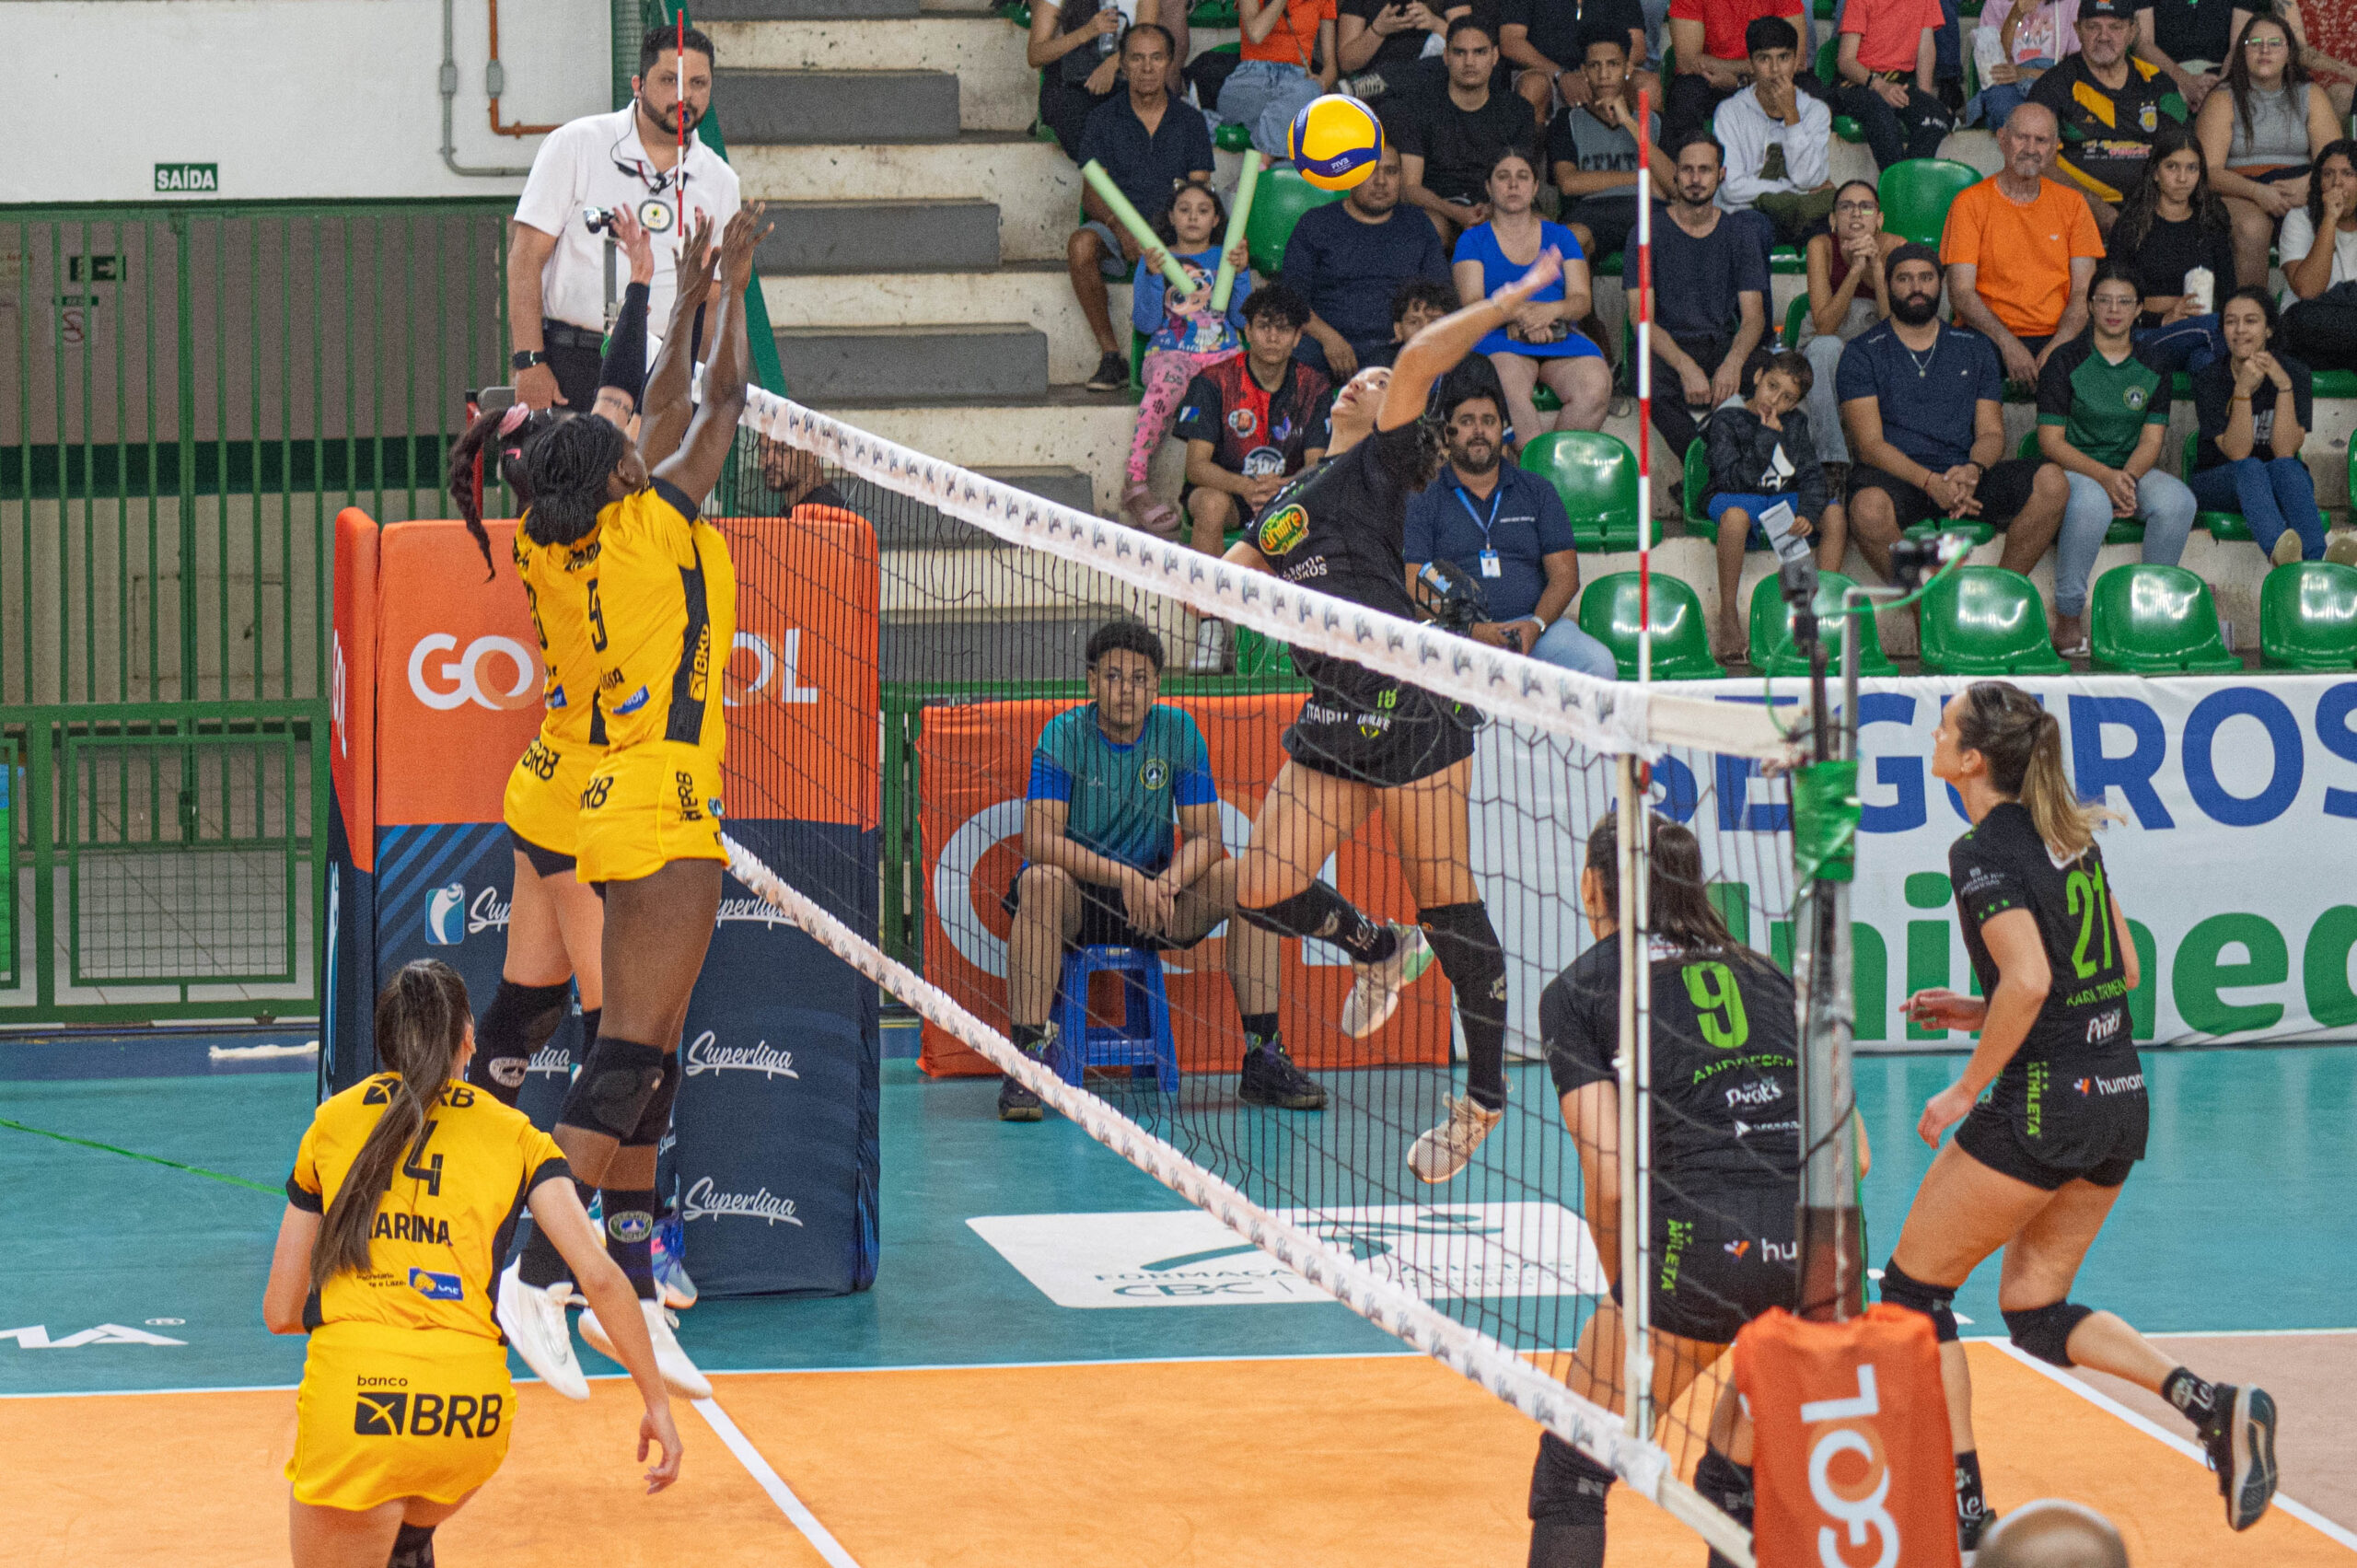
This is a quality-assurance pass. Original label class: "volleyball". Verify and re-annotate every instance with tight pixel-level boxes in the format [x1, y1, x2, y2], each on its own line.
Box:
[1287, 94, 1384, 192]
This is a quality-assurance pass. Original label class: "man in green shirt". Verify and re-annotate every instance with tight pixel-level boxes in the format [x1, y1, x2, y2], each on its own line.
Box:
[2033, 263, 2198, 654]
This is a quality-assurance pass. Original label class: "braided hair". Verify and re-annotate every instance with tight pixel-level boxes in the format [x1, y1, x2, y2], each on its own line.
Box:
[520, 414, 629, 549]
[446, 403, 562, 577]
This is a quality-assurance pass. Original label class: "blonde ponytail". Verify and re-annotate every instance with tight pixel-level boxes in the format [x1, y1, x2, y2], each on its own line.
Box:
[1957, 682, 2116, 861]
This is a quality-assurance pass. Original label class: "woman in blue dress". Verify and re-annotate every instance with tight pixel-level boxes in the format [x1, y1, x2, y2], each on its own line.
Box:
[1451, 146, 1610, 447]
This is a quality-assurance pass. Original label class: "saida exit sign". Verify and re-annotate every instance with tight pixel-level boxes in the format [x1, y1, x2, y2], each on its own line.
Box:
[154, 163, 219, 193]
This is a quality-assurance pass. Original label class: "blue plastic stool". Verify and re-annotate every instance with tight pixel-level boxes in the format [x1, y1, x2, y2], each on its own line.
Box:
[1051, 945, 1178, 1092]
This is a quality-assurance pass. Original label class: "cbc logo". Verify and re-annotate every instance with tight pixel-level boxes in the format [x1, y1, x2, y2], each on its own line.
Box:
[1800, 1363, 1900, 1568]
[408, 634, 540, 712]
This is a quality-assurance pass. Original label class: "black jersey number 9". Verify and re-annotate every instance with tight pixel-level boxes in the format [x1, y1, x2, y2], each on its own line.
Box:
[401, 1120, 444, 1197]
[586, 578, 610, 652]
[1680, 961, 1750, 1051]
[2065, 864, 2114, 980]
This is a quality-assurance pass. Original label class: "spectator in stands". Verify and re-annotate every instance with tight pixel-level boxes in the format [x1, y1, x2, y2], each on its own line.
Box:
[1029, 0, 1173, 162]
[2192, 285, 2328, 562]
[1070, 26, 1215, 394]
[507, 24, 740, 413]
[1123, 183, 1255, 536]
[1219, 0, 1340, 156]
[2028, 0, 2186, 228]
[2112, 122, 2233, 372]
[1970, 0, 2077, 132]
[2198, 14, 2341, 294]
[1665, 0, 1810, 146]
[2281, 0, 2357, 120]
[1282, 143, 1453, 378]
[1334, 0, 1478, 134]
[997, 620, 1315, 1123]
[1174, 285, 1331, 667]
[1550, 32, 1672, 265]
[1837, 244, 2069, 583]
[1715, 17, 1838, 249]
[1942, 101, 2105, 386]
[2280, 139, 2357, 371]
[1455, 148, 1613, 440]
[1405, 384, 1621, 675]
[1796, 180, 1902, 474]
[1625, 134, 1769, 471]
[2131, 0, 2233, 110]
[1834, 0, 1956, 169]
[1364, 278, 1459, 366]
[2035, 263, 2197, 653]
[1702, 350, 1846, 659]
[1399, 18, 1542, 245]
[1502, 0, 1655, 127]
[758, 436, 862, 516]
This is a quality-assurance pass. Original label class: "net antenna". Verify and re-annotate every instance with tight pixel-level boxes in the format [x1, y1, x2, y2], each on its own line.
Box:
[1624, 86, 1659, 1435]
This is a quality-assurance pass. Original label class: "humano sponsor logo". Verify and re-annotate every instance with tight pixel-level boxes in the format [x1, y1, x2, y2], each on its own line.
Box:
[681, 1029, 798, 1081]
[681, 1177, 803, 1227]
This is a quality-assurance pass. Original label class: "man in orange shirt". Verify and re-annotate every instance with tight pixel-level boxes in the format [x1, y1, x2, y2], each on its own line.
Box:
[1218, 0, 1341, 155]
[1940, 100, 2104, 385]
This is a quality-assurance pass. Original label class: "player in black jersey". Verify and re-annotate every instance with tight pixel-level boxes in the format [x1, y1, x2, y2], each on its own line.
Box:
[1879, 681, 2277, 1544]
[1223, 250, 1571, 1185]
[1527, 814, 1800, 1568]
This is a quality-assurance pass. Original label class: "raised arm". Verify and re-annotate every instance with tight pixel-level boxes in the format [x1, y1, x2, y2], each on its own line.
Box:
[654, 206, 770, 505]
[635, 210, 714, 469]
[1381, 248, 1564, 428]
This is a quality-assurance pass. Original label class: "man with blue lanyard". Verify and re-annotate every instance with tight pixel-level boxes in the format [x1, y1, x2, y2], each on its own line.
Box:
[995, 621, 1328, 1121]
[1404, 385, 1620, 678]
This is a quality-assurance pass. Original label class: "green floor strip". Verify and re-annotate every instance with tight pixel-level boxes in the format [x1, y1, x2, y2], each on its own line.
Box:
[0, 1118, 281, 1195]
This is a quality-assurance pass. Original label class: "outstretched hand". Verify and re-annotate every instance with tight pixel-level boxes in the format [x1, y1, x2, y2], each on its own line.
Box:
[670, 210, 714, 319]
[720, 204, 771, 292]
[1490, 248, 1563, 313]
[612, 206, 656, 287]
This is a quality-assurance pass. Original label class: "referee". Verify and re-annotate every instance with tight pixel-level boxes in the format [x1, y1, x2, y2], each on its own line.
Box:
[506, 23, 742, 412]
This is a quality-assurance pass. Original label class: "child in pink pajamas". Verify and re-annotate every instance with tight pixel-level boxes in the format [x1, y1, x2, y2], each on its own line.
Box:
[1125, 181, 1252, 537]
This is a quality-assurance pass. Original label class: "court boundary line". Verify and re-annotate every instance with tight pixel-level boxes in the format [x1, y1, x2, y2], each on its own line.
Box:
[1989, 1341, 2357, 1554]
[692, 1395, 864, 1568]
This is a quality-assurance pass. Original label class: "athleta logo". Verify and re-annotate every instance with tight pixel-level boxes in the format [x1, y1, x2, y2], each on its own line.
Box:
[682, 1030, 798, 1081]
[406, 634, 540, 712]
[682, 1178, 803, 1227]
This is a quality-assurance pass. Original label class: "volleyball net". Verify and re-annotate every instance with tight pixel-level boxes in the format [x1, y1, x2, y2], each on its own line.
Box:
[709, 387, 1819, 1566]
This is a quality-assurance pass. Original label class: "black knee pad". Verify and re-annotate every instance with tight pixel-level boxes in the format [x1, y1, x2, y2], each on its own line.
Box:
[1529, 1432, 1616, 1527]
[470, 980, 571, 1105]
[389, 1522, 436, 1568]
[2003, 1300, 2095, 1367]
[1691, 1447, 1754, 1525]
[1527, 1518, 1606, 1568]
[1237, 884, 1340, 940]
[1419, 902, 1508, 1013]
[558, 1035, 667, 1140]
[623, 1047, 682, 1147]
[1879, 1260, 1961, 1342]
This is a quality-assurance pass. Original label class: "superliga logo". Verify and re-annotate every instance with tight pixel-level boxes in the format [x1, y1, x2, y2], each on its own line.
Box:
[424, 886, 512, 947]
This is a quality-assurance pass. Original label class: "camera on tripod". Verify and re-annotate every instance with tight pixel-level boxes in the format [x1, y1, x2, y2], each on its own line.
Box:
[1412, 558, 1492, 639]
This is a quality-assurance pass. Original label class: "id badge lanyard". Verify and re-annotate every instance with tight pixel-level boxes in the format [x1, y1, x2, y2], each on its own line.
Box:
[1455, 483, 1505, 578]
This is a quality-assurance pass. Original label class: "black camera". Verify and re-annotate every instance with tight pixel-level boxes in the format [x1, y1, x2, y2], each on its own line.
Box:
[583, 206, 621, 235]
[1413, 558, 1492, 638]
[1888, 533, 1946, 590]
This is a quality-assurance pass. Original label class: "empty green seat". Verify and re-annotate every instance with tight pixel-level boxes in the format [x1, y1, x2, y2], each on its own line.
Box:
[2314, 368, 2357, 398]
[2089, 563, 2241, 673]
[1214, 121, 1253, 152]
[1245, 168, 1342, 276]
[2180, 430, 2253, 540]
[2259, 561, 2357, 670]
[1577, 572, 1725, 679]
[1233, 624, 1295, 677]
[1679, 437, 1714, 537]
[1919, 565, 2070, 674]
[1522, 430, 1641, 550]
[1748, 570, 1897, 676]
[1783, 293, 1810, 348]
[1878, 158, 1982, 248]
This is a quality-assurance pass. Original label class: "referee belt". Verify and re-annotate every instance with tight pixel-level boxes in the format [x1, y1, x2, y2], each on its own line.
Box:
[545, 319, 605, 352]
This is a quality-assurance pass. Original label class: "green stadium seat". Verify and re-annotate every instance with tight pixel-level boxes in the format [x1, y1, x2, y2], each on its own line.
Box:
[1817, 39, 1864, 141]
[1577, 572, 1726, 679]
[1245, 167, 1343, 277]
[1679, 437, 1713, 538]
[2314, 368, 2357, 398]
[1233, 624, 1295, 676]
[1770, 247, 1805, 273]
[2259, 561, 2357, 670]
[1783, 293, 1809, 348]
[1189, 0, 1239, 24]
[1522, 430, 1641, 549]
[2089, 563, 2242, 673]
[1878, 158, 1981, 248]
[1214, 121, 1254, 152]
[1748, 570, 1898, 676]
[2016, 429, 2141, 542]
[1532, 385, 1562, 412]
[2180, 430, 2253, 541]
[1919, 564, 2071, 674]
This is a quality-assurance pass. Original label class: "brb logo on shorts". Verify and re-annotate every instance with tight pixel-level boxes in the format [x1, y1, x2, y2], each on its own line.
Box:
[407, 634, 540, 712]
[353, 1383, 505, 1439]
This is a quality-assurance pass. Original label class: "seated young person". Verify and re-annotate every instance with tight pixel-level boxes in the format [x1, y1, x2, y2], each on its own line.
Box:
[1625, 134, 1769, 470]
[1796, 180, 1904, 470]
[1548, 32, 1671, 267]
[1125, 181, 1253, 537]
[1363, 278, 1459, 367]
[1453, 146, 1612, 441]
[998, 621, 1326, 1121]
[2191, 285, 2328, 563]
[1713, 17, 1838, 250]
[1834, 0, 1956, 170]
[1702, 350, 1848, 661]
[1398, 18, 1540, 245]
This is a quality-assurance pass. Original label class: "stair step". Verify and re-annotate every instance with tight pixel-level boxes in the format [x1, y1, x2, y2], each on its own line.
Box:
[775, 322, 1048, 401]
[716, 69, 959, 145]
[848, 465, 1097, 549]
[756, 200, 1001, 274]
[699, 0, 920, 18]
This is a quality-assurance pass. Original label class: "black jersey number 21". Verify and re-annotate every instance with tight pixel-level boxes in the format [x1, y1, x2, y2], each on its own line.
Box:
[2066, 864, 2114, 979]
[586, 578, 610, 652]
[1680, 961, 1750, 1051]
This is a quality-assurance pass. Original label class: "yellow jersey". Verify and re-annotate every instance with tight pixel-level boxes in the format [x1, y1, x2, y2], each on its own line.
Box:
[511, 525, 608, 753]
[287, 1073, 569, 1343]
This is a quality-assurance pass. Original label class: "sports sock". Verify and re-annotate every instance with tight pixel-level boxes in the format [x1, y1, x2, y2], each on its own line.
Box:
[1955, 1449, 1990, 1537]
[602, 1187, 658, 1301]
[1525, 1520, 1604, 1568]
[1241, 1012, 1282, 1052]
[2162, 1366, 2220, 1427]
[579, 1006, 601, 1059]
[517, 1179, 593, 1288]
[388, 1521, 436, 1568]
[1421, 901, 1508, 1110]
[1011, 1021, 1051, 1057]
[1692, 1448, 1754, 1568]
[1240, 882, 1398, 963]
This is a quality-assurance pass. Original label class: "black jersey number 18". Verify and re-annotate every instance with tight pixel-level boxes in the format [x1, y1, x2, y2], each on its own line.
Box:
[2065, 864, 2114, 979]
[1680, 961, 1750, 1051]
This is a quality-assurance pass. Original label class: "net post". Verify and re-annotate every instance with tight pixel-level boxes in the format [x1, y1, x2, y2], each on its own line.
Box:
[1614, 754, 1654, 1432]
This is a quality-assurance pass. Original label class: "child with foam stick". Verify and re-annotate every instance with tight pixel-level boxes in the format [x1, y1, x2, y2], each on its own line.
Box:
[1125, 182, 1253, 536]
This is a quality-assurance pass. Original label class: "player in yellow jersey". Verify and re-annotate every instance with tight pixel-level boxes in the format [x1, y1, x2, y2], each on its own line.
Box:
[265, 959, 680, 1568]
[500, 204, 767, 1398]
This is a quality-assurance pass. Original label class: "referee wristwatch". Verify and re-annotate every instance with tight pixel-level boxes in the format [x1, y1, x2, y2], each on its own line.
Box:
[511, 349, 550, 372]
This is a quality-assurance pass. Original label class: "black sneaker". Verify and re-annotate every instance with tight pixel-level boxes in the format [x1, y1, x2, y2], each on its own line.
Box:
[997, 1071, 1044, 1121]
[1085, 350, 1130, 392]
[2202, 1384, 2279, 1531]
[1238, 1044, 1328, 1110]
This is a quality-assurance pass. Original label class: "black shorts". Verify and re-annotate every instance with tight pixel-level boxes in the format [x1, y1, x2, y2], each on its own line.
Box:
[1000, 873, 1208, 955]
[1847, 457, 2044, 532]
[1954, 1058, 2148, 1190]
[1605, 1180, 1797, 1345]
[1283, 682, 1480, 788]
[509, 826, 575, 879]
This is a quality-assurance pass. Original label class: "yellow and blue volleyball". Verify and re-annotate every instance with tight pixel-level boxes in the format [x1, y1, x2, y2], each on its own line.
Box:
[1287, 94, 1384, 192]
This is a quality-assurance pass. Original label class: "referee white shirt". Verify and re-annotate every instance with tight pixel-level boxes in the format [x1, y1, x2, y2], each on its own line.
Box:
[514, 105, 743, 335]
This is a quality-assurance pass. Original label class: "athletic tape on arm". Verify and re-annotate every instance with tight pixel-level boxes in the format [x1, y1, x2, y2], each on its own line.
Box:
[736, 389, 1797, 764]
[717, 832, 1757, 1568]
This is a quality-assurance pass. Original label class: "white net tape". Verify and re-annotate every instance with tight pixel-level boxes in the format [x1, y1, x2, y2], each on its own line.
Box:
[720, 832, 1755, 1567]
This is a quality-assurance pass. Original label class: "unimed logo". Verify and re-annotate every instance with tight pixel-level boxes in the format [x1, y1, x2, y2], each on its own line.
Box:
[407, 633, 540, 712]
[1800, 1364, 1899, 1568]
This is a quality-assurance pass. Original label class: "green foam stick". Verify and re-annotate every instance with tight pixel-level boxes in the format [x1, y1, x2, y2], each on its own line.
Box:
[1211, 154, 1262, 315]
[1081, 159, 1195, 295]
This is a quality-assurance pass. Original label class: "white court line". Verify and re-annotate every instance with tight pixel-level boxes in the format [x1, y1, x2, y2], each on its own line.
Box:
[1989, 1341, 2357, 1555]
[693, 1394, 864, 1568]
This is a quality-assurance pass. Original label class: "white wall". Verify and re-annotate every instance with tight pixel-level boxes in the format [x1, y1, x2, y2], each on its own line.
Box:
[6, 0, 610, 203]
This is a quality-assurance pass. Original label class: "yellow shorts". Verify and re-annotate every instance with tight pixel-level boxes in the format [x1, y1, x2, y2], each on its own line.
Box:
[286, 1323, 514, 1512]
[501, 733, 602, 864]
[574, 740, 727, 886]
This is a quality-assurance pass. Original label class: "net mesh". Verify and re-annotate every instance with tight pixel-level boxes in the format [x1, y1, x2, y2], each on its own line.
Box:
[703, 389, 1810, 1565]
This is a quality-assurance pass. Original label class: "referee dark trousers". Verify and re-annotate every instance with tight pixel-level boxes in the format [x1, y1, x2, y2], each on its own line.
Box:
[543, 320, 608, 413]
